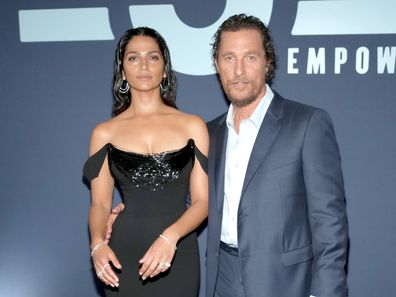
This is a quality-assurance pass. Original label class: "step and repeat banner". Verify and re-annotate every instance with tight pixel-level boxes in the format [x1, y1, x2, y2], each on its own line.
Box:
[1, 1, 395, 296]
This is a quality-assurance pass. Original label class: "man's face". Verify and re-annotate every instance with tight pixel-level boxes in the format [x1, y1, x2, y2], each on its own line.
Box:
[215, 29, 269, 108]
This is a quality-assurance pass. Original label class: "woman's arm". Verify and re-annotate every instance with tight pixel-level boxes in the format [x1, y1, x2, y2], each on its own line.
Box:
[162, 115, 209, 242]
[88, 124, 121, 287]
[139, 116, 209, 279]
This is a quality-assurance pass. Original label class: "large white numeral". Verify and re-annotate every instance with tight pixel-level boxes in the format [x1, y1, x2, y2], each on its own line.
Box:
[292, 0, 396, 35]
[129, 0, 273, 75]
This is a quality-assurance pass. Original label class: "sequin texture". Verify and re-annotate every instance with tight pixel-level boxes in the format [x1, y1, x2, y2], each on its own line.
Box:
[108, 140, 195, 191]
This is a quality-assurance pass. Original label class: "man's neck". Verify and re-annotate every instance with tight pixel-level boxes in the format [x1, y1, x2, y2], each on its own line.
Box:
[232, 92, 265, 132]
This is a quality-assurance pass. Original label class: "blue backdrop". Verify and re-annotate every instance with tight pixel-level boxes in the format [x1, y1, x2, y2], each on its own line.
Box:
[1, 1, 395, 296]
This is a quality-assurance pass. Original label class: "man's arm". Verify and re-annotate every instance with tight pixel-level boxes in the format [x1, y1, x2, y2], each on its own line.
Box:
[105, 203, 125, 244]
[302, 109, 349, 297]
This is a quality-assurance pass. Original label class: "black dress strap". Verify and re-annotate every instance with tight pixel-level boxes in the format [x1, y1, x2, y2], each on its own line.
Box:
[192, 140, 208, 175]
[82, 144, 110, 182]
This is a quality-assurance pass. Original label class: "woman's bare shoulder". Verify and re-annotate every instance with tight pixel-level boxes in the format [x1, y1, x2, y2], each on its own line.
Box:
[185, 113, 207, 131]
[92, 119, 115, 139]
[171, 110, 206, 126]
[89, 119, 119, 154]
[174, 112, 208, 152]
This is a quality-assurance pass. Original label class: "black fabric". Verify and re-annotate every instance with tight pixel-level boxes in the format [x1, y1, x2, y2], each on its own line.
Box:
[83, 143, 109, 182]
[194, 142, 208, 175]
[83, 139, 207, 296]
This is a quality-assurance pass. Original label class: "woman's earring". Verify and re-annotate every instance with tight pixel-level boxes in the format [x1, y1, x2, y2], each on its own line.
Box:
[160, 77, 168, 92]
[119, 80, 129, 94]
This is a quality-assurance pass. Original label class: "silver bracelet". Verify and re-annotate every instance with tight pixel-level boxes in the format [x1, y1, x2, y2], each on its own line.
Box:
[159, 234, 177, 250]
[91, 241, 106, 256]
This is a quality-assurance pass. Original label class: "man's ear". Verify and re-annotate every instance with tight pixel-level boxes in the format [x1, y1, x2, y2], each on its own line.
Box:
[214, 60, 219, 72]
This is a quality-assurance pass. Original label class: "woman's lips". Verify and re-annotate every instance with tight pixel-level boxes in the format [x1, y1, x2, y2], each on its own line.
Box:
[137, 76, 152, 80]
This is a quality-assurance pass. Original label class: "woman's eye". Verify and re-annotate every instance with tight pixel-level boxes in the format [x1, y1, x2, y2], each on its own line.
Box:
[127, 56, 138, 61]
[149, 55, 160, 61]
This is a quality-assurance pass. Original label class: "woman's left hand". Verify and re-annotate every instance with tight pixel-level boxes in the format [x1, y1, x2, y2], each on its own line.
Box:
[138, 234, 177, 280]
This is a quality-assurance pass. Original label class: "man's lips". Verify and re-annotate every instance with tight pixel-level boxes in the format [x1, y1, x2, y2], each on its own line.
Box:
[231, 79, 249, 84]
[230, 81, 249, 88]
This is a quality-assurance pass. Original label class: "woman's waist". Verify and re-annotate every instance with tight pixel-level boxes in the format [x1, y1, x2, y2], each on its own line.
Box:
[119, 203, 186, 214]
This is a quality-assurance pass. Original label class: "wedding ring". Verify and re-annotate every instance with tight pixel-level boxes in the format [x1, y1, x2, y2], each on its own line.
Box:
[103, 263, 110, 269]
[163, 262, 171, 268]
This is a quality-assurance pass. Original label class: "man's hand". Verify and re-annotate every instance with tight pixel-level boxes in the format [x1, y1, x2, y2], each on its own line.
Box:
[105, 203, 125, 244]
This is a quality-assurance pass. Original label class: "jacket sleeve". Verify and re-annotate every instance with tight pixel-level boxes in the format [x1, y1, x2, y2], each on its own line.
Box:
[302, 109, 348, 297]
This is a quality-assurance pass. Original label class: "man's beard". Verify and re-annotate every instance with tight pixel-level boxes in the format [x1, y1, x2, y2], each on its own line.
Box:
[224, 81, 260, 108]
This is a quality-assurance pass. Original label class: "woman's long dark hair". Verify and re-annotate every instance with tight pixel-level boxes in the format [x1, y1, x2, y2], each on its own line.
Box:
[112, 27, 177, 117]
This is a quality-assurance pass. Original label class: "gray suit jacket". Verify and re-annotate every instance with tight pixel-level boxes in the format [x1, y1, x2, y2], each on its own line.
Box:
[206, 92, 348, 297]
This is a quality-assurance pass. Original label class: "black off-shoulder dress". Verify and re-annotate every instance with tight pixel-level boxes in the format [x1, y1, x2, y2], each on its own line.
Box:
[83, 139, 207, 297]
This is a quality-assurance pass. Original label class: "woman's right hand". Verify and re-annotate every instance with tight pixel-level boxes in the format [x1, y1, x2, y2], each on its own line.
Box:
[91, 242, 122, 287]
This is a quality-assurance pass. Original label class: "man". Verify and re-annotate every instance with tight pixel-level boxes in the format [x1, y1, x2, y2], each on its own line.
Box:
[205, 14, 348, 297]
[107, 14, 348, 297]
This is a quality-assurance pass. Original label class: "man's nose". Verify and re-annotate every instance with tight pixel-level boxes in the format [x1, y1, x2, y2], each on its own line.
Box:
[234, 59, 245, 76]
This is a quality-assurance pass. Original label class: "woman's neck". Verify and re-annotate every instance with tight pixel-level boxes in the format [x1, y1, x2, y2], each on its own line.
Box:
[125, 90, 166, 116]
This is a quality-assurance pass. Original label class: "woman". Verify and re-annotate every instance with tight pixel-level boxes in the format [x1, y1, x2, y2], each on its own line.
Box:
[83, 27, 208, 296]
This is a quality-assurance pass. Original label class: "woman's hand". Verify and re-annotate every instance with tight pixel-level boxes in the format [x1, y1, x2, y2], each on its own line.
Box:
[92, 242, 122, 287]
[138, 234, 177, 280]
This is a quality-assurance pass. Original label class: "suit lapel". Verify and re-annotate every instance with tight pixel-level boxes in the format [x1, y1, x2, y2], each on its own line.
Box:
[213, 117, 228, 213]
[239, 93, 285, 201]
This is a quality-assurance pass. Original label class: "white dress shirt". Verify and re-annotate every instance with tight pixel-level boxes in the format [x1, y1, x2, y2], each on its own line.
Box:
[221, 85, 274, 247]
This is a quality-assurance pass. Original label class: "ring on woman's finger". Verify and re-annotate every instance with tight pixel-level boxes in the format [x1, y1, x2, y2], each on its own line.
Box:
[97, 267, 106, 277]
[103, 263, 110, 269]
[163, 262, 171, 268]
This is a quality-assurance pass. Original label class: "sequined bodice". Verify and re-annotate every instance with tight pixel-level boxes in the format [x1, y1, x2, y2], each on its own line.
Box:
[83, 138, 207, 198]
[108, 140, 194, 191]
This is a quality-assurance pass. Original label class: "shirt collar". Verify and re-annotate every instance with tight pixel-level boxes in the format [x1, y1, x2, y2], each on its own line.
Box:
[226, 84, 274, 130]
